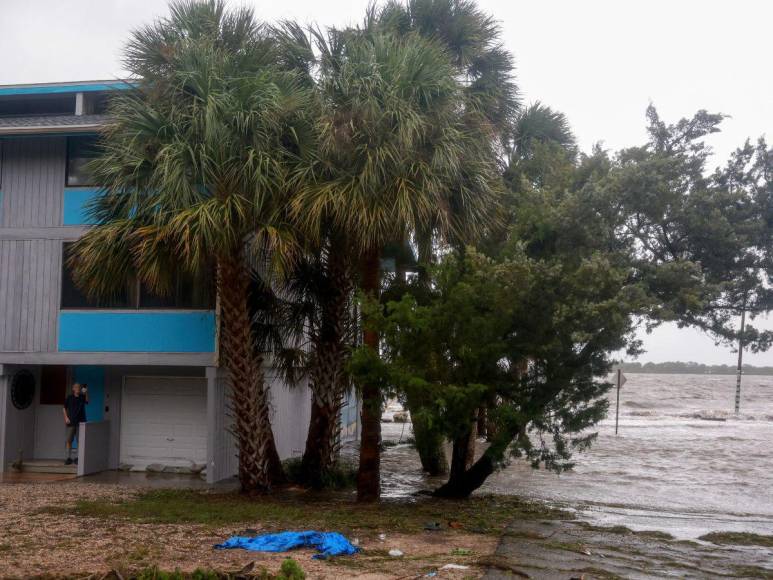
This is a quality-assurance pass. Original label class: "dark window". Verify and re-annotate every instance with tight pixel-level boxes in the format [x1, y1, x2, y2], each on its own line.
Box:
[66, 136, 99, 187]
[84, 92, 109, 115]
[61, 243, 214, 310]
[0, 94, 75, 117]
[61, 243, 132, 308]
[40, 366, 68, 405]
[140, 269, 215, 309]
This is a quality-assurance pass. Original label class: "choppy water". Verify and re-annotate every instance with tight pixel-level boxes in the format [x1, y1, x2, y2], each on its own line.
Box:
[380, 373, 773, 539]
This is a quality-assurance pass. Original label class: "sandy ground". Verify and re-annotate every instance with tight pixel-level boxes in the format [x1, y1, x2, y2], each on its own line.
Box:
[0, 480, 495, 579]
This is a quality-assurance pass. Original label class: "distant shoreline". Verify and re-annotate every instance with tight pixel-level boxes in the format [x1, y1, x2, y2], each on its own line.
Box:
[618, 362, 773, 376]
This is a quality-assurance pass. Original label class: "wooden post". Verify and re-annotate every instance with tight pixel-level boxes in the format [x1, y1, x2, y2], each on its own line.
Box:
[735, 308, 746, 414]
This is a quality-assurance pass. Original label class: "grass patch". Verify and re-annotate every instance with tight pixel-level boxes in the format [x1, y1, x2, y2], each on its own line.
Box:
[731, 565, 773, 579]
[115, 558, 306, 579]
[43, 489, 566, 536]
[282, 458, 357, 490]
[699, 531, 773, 548]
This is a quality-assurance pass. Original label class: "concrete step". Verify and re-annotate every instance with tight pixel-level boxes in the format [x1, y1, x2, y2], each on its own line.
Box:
[8, 460, 77, 474]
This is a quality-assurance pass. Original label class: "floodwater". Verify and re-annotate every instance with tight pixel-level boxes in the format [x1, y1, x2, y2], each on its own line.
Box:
[379, 373, 773, 539]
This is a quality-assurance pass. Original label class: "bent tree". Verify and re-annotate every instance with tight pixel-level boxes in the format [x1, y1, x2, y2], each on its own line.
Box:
[69, 0, 312, 492]
[610, 108, 773, 412]
[355, 107, 765, 497]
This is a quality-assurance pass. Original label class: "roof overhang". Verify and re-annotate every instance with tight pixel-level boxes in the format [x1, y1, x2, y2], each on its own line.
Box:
[0, 113, 109, 136]
[0, 124, 104, 136]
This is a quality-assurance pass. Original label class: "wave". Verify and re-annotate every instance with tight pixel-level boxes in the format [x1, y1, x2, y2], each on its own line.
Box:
[678, 410, 773, 422]
[622, 409, 773, 422]
[624, 400, 658, 409]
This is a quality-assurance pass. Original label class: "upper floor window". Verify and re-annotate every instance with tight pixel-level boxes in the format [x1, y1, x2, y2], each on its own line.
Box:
[61, 243, 215, 310]
[66, 136, 99, 187]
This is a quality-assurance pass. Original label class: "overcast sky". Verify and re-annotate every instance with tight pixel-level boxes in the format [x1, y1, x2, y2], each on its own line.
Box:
[1, 0, 771, 365]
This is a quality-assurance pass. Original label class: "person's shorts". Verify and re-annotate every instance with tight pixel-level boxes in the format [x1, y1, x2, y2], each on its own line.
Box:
[65, 424, 78, 445]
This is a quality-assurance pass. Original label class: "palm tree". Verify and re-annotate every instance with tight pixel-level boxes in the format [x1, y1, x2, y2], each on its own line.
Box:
[69, 0, 313, 492]
[370, 0, 519, 476]
[291, 26, 503, 501]
[510, 102, 576, 161]
[376, 0, 519, 138]
[250, 235, 356, 488]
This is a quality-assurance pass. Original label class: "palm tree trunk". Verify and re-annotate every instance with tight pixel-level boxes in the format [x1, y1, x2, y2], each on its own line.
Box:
[301, 251, 351, 487]
[357, 247, 382, 502]
[218, 254, 283, 492]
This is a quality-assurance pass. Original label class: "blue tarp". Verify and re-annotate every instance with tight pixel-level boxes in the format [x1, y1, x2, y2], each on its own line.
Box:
[214, 531, 359, 559]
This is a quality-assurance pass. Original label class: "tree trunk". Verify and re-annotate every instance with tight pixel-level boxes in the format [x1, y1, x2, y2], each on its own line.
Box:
[301, 251, 351, 487]
[447, 418, 477, 483]
[409, 404, 448, 476]
[403, 228, 449, 474]
[301, 399, 339, 486]
[218, 254, 283, 492]
[476, 407, 487, 440]
[357, 248, 382, 502]
[434, 424, 511, 499]
[432, 451, 497, 498]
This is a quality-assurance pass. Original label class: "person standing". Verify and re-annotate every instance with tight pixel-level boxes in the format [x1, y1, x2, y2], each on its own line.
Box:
[63, 383, 89, 465]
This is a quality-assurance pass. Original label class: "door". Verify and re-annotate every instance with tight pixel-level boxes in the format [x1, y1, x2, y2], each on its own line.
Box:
[119, 377, 207, 470]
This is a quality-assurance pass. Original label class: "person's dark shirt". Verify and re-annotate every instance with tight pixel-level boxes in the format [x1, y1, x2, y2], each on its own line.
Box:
[63, 394, 87, 425]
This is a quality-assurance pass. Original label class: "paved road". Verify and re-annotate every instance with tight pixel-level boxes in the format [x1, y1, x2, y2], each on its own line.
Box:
[483, 519, 773, 579]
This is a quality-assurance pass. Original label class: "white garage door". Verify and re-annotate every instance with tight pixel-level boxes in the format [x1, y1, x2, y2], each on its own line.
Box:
[120, 377, 207, 469]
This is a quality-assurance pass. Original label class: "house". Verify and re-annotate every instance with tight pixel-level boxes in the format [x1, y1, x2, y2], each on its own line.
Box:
[0, 80, 358, 482]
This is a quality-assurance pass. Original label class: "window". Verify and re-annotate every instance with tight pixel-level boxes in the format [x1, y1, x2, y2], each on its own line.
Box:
[61, 243, 132, 308]
[0, 94, 75, 117]
[139, 271, 215, 309]
[61, 243, 214, 310]
[66, 136, 99, 187]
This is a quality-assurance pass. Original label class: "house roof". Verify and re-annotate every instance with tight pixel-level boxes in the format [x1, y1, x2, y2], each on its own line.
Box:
[0, 114, 109, 135]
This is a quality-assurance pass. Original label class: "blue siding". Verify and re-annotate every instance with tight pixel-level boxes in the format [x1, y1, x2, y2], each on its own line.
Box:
[0, 82, 132, 96]
[73, 366, 105, 422]
[59, 311, 216, 353]
[63, 187, 101, 225]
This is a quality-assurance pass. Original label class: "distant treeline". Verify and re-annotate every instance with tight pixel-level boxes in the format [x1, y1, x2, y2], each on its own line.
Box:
[618, 361, 773, 375]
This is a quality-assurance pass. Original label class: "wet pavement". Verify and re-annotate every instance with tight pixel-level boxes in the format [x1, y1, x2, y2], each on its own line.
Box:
[81, 470, 239, 490]
[0, 471, 77, 483]
[0, 468, 237, 489]
[483, 519, 773, 579]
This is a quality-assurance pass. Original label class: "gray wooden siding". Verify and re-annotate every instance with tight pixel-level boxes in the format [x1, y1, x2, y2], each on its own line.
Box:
[205, 366, 312, 483]
[0, 374, 7, 471]
[0, 239, 61, 353]
[0, 137, 66, 228]
[0, 366, 38, 472]
[269, 373, 312, 460]
[206, 367, 238, 483]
